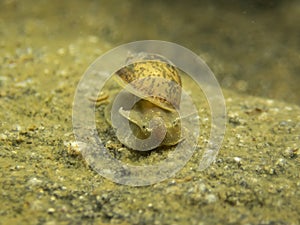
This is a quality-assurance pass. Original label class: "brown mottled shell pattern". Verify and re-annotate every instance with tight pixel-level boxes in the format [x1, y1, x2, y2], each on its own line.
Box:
[105, 53, 184, 149]
[115, 59, 182, 111]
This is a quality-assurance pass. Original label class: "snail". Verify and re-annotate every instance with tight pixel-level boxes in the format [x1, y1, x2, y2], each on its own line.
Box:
[100, 53, 184, 151]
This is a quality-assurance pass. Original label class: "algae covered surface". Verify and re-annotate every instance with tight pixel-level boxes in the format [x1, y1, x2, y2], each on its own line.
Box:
[0, 0, 300, 224]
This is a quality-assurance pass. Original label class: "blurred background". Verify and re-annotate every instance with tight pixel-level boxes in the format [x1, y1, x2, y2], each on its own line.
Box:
[1, 0, 299, 105]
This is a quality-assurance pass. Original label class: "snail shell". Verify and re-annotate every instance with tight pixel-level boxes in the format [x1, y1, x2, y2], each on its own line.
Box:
[105, 53, 183, 150]
[114, 53, 182, 111]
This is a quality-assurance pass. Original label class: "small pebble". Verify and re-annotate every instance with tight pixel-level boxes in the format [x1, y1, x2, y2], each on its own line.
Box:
[233, 157, 242, 163]
[48, 208, 55, 214]
[27, 177, 43, 186]
[205, 194, 218, 203]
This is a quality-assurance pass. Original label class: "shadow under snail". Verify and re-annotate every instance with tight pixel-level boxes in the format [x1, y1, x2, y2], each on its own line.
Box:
[96, 53, 185, 151]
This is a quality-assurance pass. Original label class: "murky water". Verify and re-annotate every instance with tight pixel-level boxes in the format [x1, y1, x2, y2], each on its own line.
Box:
[0, 1, 299, 224]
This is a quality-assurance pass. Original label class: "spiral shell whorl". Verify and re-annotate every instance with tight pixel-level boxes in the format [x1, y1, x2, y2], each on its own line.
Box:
[115, 56, 182, 111]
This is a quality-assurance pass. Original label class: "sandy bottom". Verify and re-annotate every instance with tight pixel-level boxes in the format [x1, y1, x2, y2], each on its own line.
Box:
[0, 1, 299, 224]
